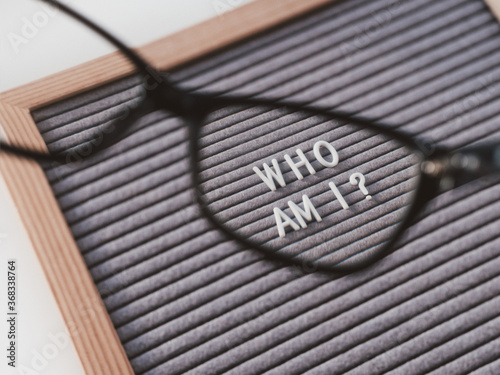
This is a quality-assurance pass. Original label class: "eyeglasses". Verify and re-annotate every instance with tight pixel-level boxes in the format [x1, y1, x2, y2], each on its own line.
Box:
[2, 0, 499, 276]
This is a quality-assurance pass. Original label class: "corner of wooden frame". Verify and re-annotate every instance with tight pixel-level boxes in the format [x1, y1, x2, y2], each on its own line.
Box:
[0, 0, 336, 373]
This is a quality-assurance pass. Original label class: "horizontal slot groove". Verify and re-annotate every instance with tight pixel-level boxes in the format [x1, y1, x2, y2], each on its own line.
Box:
[226, 231, 500, 375]
[159, 223, 500, 375]
[29, 0, 500, 372]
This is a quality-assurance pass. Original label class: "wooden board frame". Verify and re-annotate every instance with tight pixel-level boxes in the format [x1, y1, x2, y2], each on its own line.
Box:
[485, 0, 500, 22]
[0, 0, 334, 373]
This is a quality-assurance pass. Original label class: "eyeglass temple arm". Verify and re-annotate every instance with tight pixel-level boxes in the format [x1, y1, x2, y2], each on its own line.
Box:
[43, 0, 192, 117]
[423, 143, 500, 190]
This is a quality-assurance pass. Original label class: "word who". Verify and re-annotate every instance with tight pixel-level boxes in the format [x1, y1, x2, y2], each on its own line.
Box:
[252, 140, 339, 191]
[252, 140, 372, 238]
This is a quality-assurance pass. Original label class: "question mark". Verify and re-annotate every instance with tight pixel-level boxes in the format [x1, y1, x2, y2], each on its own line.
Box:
[350, 172, 372, 200]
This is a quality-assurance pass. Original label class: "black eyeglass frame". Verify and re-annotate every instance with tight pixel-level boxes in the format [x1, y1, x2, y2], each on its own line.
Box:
[2, 0, 499, 277]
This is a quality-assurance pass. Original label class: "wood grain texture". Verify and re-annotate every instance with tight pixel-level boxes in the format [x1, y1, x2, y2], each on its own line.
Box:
[0, 0, 335, 373]
[0, 0, 334, 109]
[484, 0, 500, 22]
[0, 104, 133, 375]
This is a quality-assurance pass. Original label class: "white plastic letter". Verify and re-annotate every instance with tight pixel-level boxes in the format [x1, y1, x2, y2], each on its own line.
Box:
[253, 159, 286, 191]
[329, 182, 349, 210]
[313, 141, 339, 168]
[288, 195, 322, 229]
[284, 149, 316, 180]
[274, 207, 300, 238]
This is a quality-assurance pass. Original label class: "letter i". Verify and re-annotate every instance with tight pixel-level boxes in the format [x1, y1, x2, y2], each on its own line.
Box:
[329, 182, 349, 210]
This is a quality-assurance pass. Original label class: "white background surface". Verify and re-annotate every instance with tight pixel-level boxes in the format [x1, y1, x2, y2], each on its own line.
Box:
[0, 0, 253, 92]
[0, 0, 252, 373]
[0, 173, 85, 375]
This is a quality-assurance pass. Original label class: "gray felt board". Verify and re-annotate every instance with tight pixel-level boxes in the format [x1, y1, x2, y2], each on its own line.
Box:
[32, 0, 500, 373]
